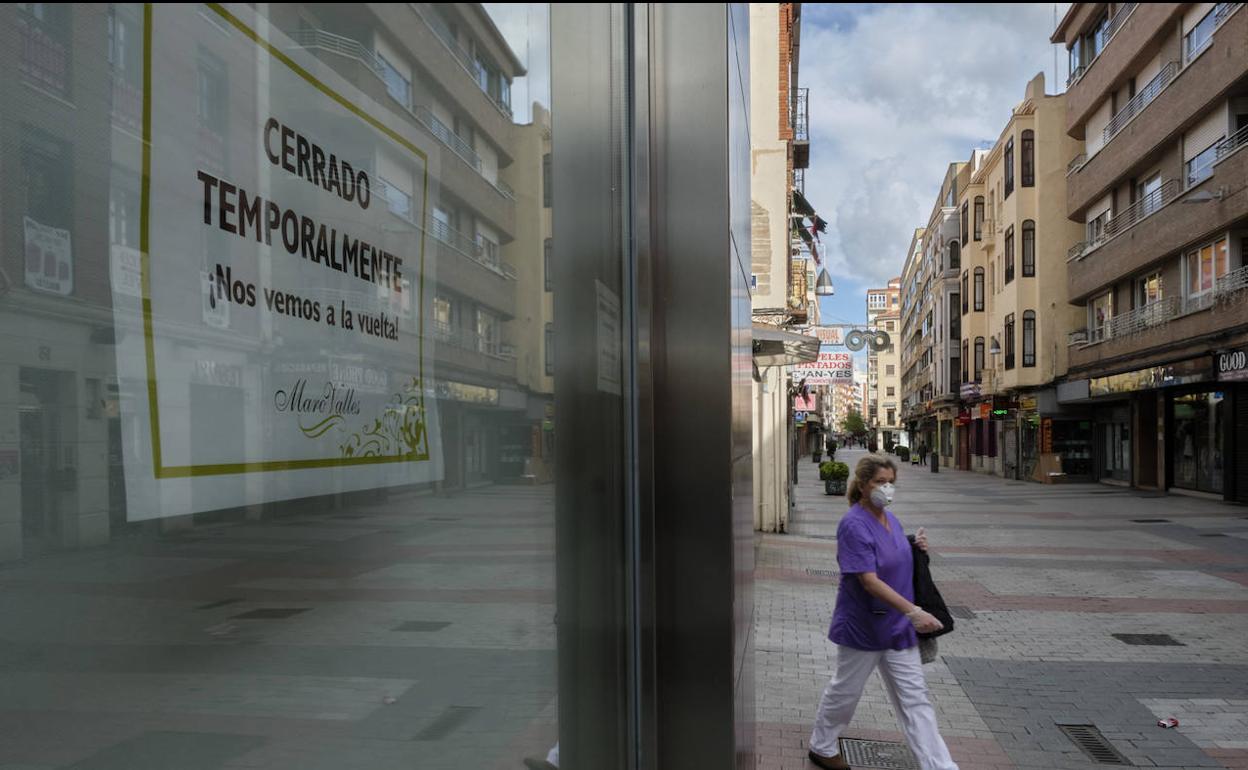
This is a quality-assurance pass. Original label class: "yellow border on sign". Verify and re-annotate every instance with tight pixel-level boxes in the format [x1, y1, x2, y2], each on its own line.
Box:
[142, 3, 430, 478]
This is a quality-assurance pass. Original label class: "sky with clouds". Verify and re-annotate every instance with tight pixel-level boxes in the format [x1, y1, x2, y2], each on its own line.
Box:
[481, 3, 1072, 371]
[803, 3, 1071, 331]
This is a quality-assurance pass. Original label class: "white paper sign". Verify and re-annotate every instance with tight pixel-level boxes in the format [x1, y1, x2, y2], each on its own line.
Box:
[110, 4, 442, 520]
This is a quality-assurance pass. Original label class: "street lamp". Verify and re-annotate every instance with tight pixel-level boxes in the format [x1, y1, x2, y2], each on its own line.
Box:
[815, 268, 835, 296]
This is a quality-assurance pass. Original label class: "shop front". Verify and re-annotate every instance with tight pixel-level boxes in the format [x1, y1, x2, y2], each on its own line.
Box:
[1215, 346, 1248, 503]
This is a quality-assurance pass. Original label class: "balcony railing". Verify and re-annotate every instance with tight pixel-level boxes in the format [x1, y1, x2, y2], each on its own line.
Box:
[793, 87, 809, 142]
[1216, 264, 1248, 299]
[1103, 61, 1178, 146]
[793, 168, 806, 194]
[432, 321, 513, 360]
[289, 28, 384, 75]
[1106, 297, 1179, 337]
[412, 105, 482, 171]
[1066, 153, 1088, 176]
[430, 219, 517, 279]
[1216, 2, 1243, 25]
[1066, 2, 1138, 87]
[288, 28, 513, 200]
[1079, 179, 1180, 258]
[19, 13, 70, 97]
[1105, 179, 1179, 239]
[1068, 328, 1089, 347]
[1215, 124, 1248, 164]
[409, 3, 513, 119]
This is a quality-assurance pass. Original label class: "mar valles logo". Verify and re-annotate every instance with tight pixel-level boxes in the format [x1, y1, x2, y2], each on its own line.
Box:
[843, 329, 891, 352]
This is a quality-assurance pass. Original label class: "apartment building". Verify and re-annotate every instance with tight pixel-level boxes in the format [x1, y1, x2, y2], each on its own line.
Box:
[954, 75, 1087, 479]
[865, 275, 902, 443]
[504, 103, 556, 483]
[751, 2, 812, 532]
[1054, 2, 1248, 501]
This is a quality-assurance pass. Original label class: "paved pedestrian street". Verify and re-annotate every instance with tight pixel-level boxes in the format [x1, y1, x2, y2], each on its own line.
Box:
[755, 449, 1248, 770]
[0, 485, 560, 770]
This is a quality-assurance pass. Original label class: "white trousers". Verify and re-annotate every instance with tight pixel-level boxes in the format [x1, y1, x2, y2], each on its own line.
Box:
[810, 645, 959, 770]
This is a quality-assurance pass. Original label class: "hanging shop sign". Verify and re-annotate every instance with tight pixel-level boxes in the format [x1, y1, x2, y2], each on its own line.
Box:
[795, 351, 854, 385]
[108, 4, 442, 521]
[1215, 347, 1248, 382]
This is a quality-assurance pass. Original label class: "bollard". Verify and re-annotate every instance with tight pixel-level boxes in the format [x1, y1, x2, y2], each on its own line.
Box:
[930, 452, 939, 473]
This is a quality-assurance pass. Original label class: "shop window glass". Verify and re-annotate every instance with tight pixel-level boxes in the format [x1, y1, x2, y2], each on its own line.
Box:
[0, 5, 637, 768]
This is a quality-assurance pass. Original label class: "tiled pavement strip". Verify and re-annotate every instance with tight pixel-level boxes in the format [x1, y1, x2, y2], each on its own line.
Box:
[756, 449, 1248, 770]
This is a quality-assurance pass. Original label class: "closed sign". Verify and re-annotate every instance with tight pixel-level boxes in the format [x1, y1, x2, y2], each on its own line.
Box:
[1216, 348, 1248, 382]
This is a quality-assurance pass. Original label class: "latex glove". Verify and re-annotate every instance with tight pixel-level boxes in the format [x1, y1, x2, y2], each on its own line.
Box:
[914, 527, 929, 552]
[906, 606, 943, 634]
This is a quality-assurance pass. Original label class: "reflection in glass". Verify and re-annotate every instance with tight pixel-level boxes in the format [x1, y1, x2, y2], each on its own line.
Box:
[0, 3, 577, 768]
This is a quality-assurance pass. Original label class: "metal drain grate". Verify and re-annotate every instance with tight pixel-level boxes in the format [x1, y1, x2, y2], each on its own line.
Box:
[839, 738, 919, 769]
[947, 605, 977, 620]
[1057, 724, 1131, 765]
[197, 598, 243, 611]
[806, 568, 838, 578]
[1112, 633, 1183, 646]
[1200, 533, 1228, 537]
[1131, 518, 1170, 523]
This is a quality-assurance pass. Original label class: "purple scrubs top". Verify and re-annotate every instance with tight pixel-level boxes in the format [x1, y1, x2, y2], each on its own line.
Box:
[829, 503, 918, 651]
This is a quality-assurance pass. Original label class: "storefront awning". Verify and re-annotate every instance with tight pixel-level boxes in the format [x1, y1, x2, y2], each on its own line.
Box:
[752, 325, 820, 367]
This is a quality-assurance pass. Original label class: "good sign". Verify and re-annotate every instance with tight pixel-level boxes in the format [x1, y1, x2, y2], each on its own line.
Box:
[1217, 348, 1248, 382]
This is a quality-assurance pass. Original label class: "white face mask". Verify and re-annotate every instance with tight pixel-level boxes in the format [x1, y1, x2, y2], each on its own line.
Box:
[869, 482, 895, 509]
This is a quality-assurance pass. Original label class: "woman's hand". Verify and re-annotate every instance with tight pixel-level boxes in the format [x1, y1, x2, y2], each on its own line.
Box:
[906, 606, 943, 634]
[914, 527, 929, 552]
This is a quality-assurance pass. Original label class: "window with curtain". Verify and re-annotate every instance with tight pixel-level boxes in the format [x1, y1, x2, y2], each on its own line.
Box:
[1022, 220, 1035, 277]
[1023, 310, 1036, 367]
[974, 267, 984, 311]
[962, 271, 969, 314]
[973, 196, 984, 240]
[961, 202, 968, 246]
[962, 339, 969, 382]
[974, 337, 985, 381]
[1021, 129, 1034, 187]
[949, 240, 960, 270]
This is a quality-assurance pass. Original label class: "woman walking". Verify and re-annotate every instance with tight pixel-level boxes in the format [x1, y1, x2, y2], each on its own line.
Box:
[808, 455, 959, 770]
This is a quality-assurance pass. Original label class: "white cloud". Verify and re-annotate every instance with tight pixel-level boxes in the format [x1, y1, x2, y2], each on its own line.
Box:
[800, 3, 1070, 287]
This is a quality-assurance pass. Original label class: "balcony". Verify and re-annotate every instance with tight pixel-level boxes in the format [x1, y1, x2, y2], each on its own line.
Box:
[1216, 264, 1248, 300]
[1215, 124, 1248, 164]
[1069, 293, 1244, 374]
[1101, 61, 1178, 147]
[431, 321, 517, 380]
[407, 3, 513, 120]
[1069, 144, 1247, 302]
[1106, 297, 1180, 337]
[1067, 3, 1247, 217]
[792, 87, 810, 169]
[1063, 3, 1179, 136]
[18, 9, 70, 97]
[286, 26, 515, 213]
[1066, 2, 1139, 89]
[1077, 178, 1180, 258]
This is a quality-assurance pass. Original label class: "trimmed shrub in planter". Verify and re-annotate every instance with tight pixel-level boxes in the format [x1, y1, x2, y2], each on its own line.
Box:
[897, 446, 910, 462]
[821, 461, 850, 496]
